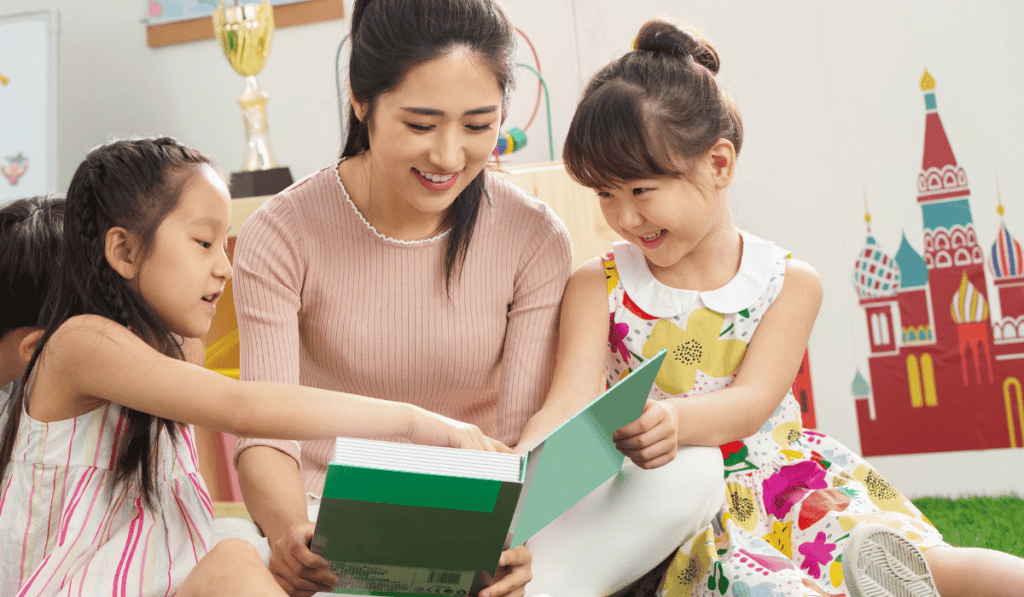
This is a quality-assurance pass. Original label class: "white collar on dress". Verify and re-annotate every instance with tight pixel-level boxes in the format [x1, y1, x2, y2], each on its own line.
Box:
[614, 229, 776, 317]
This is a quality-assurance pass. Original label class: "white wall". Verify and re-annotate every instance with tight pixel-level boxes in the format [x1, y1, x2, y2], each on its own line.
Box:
[4, 0, 1023, 496]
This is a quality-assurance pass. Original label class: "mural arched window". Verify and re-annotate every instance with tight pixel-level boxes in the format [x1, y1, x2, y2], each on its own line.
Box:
[921, 353, 937, 406]
[879, 312, 891, 345]
[907, 354, 923, 408]
[871, 313, 881, 345]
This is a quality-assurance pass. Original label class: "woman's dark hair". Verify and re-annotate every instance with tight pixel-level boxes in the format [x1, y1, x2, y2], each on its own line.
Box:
[563, 19, 743, 190]
[0, 137, 215, 509]
[0, 195, 66, 339]
[342, 0, 516, 289]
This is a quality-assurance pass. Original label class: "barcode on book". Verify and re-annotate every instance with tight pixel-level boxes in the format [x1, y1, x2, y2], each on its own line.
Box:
[329, 560, 474, 594]
[427, 569, 463, 584]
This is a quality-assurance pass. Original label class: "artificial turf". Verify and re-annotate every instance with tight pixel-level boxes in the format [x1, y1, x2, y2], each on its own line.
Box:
[913, 495, 1024, 557]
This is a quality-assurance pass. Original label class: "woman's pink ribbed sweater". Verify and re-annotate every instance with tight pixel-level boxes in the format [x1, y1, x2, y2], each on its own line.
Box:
[232, 164, 573, 493]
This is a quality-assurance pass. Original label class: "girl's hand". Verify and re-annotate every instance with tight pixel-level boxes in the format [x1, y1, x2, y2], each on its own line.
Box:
[613, 399, 679, 469]
[406, 405, 513, 453]
[479, 545, 532, 597]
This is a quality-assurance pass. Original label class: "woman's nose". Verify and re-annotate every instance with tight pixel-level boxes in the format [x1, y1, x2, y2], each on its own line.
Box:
[429, 129, 465, 171]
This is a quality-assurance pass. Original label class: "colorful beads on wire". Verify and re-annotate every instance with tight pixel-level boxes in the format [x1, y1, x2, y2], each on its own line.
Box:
[494, 127, 528, 156]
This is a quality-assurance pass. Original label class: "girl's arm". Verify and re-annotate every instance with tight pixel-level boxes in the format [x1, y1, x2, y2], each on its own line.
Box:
[35, 314, 505, 451]
[615, 259, 823, 458]
[514, 257, 610, 452]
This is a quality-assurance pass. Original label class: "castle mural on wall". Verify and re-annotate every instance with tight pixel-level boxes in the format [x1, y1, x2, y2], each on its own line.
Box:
[851, 70, 1024, 457]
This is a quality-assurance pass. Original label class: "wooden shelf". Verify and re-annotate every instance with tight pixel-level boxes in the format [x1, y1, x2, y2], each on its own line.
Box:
[147, 0, 343, 48]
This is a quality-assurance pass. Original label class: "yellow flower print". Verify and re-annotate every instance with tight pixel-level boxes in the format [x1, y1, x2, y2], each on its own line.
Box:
[662, 528, 716, 597]
[853, 464, 912, 515]
[642, 308, 747, 395]
[605, 260, 620, 295]
[726, 482, 759, 532]
[772, 421, 802, 449]
[763, 520, 793, 558]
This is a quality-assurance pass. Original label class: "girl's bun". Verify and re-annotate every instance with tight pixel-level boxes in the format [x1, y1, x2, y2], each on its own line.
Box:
[634, 19, 720, 75]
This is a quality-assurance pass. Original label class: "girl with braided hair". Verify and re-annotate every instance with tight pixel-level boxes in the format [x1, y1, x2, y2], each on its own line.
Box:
[0, 137, 525, 597]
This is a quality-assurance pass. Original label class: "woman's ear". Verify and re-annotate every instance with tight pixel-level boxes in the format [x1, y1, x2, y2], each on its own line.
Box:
[105, 226, 142, 281]
[708, 139, 737, 189]
[350, 86, 368, 122]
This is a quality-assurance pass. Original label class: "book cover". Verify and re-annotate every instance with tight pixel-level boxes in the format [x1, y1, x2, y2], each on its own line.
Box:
[311, 350, 666, 595]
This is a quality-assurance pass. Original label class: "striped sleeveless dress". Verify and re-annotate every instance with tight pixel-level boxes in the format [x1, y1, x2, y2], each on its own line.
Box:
[0, 398, 213, 597]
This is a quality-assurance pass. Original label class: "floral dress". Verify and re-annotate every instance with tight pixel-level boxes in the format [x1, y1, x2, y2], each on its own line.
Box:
[604, 231, 944, 597]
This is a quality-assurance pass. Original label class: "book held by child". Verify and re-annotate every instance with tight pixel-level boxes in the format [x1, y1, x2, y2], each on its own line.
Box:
[310, 351, 666, 596]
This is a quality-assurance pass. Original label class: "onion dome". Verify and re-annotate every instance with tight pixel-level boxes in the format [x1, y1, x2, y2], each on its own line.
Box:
[893, 232, 928, 289]
[949, 271, 989, 324]
[989, 196, 1023, 279]
[851, 369, 871, 399]
[853, 233, 901, 300]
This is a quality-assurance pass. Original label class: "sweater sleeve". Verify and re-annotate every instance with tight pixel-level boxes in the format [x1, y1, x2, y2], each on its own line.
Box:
[231, 196, 305, 466]
[493, 190, 574, 446]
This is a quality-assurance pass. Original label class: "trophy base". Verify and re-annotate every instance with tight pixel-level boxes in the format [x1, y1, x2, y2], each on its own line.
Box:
[229, 167, 294, 199]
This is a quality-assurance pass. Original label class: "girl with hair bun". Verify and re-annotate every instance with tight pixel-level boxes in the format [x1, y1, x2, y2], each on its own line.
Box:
[522, 18, 1024, 597]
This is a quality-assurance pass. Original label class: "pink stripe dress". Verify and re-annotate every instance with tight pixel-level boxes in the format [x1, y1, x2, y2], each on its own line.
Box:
[0, 400, 213, 597]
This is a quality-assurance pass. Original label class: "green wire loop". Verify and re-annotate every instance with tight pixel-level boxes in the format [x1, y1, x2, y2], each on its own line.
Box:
[516, 63, 554, 162]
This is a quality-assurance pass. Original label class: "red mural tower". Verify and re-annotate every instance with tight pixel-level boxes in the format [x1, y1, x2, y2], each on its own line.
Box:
[852, 71, 1024, 456]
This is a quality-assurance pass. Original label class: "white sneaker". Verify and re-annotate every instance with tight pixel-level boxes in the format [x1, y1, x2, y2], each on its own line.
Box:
[842, 524, 939, 597]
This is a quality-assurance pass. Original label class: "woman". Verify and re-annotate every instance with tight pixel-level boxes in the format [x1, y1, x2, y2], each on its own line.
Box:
[232, 0, 566, 595]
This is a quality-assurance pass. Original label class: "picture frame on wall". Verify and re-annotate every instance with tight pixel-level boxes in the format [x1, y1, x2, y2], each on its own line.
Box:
[146, 0, 344, 47]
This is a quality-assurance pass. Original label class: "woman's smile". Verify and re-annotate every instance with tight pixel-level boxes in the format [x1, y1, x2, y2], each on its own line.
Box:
[413, 168, 460, 191]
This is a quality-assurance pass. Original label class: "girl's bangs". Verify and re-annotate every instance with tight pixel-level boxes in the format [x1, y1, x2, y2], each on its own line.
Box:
[564, 81, 681, 190]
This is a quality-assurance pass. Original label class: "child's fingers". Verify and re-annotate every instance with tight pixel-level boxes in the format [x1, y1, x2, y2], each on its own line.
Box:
[618, 437, 677, 468]
[613, 400, 665, 440]
[614, 421, 673, 451]
[488, 438, 516, 454]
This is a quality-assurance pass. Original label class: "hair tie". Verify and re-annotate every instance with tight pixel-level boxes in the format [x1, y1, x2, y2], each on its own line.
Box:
[630, 37, 638, 51]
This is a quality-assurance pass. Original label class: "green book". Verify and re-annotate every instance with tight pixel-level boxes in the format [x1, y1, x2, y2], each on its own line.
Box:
[311, 350, 666, 596]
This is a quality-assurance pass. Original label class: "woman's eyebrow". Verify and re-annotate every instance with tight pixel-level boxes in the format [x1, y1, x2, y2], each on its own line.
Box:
[400, 105, 499, 116]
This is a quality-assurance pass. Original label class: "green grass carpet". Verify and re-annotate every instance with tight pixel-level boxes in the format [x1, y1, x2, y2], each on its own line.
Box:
[913, 495, 1024, 557]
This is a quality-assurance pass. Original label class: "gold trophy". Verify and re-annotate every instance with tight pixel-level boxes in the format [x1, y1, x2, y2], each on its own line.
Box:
[214, 0, 293, 197]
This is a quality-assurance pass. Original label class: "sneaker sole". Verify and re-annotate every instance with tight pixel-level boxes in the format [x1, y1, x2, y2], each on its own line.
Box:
[842, 524, 938, 597]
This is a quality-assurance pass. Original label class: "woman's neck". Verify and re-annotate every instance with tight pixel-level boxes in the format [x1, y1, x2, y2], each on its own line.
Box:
[337, 153, 448, 242]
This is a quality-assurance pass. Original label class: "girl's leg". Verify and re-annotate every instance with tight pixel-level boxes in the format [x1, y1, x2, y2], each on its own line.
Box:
[924, 545, 1024, 597]
[177, 538, 288, 597]
[525, 446, 724, 597]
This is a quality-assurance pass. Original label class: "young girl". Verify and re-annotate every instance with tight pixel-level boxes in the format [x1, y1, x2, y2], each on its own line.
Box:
[518, 20, 1024, 597]
[0, 138, 531, 597]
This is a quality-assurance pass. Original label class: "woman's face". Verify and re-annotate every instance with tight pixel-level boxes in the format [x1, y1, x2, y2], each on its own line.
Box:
[357, 48, 503, 230]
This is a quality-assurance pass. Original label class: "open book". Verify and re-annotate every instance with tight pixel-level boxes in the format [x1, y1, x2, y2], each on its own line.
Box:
[310, 350, 666, 596]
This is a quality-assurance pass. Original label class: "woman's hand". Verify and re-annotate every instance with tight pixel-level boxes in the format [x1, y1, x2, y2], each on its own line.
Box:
[613, 399, 679, 469]
[406, 405, 513, 453]
[268, 521, 338, 597]
[479, 545, 532, 597]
